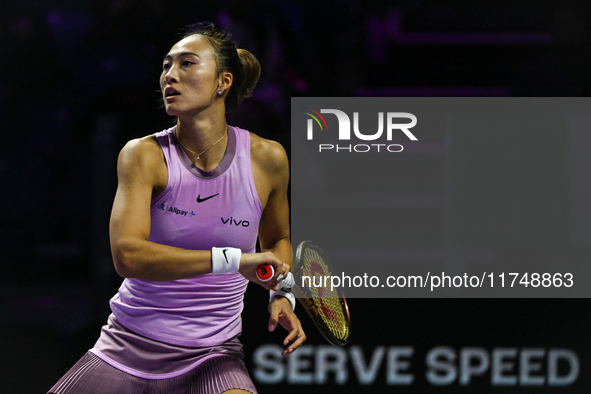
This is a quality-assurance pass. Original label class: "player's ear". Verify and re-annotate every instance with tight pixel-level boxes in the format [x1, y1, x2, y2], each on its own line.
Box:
[218, 71, 233, 92]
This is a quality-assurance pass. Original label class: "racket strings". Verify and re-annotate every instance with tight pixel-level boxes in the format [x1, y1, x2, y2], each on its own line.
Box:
[302, 248, 349, 340]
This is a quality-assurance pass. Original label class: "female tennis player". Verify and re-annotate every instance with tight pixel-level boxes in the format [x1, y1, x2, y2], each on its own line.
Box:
[49, 22, 305, 394]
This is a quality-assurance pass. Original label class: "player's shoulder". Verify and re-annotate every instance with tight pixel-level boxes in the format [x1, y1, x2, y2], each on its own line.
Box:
[118, 134, 163, 169]
[121, 134, 161, 155]
[249, 132, 288, 174]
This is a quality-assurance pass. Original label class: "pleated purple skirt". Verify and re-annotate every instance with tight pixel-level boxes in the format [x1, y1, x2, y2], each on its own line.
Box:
[48, 352, 257, 394]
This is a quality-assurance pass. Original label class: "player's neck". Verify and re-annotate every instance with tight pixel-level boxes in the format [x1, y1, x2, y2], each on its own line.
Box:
[176, 116, 228, 170]
[177, 104, 226, 140]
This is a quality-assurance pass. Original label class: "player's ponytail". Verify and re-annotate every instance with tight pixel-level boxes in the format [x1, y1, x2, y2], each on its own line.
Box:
[232, 48, 261, 109]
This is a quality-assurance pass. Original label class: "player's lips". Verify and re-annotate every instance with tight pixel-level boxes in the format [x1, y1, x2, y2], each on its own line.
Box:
[164, 87, 180, 102]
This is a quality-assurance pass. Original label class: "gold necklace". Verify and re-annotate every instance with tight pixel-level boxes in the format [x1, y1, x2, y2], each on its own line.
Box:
[176, 129, 227, 161]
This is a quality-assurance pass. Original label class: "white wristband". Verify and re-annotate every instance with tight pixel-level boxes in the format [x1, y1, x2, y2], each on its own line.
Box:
[211, 247, 241, 275]
[270, 289, 296, 311]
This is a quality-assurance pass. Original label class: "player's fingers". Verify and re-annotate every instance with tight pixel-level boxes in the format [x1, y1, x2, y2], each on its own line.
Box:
[261, 282, 279, 291]
[265, 256, 287, 276]
[281, 316, 303, 345]
[254, 255, 286, 279]
[282, 323, 302, 345]
[282, 326, 306, 356]
[288, 329, 307, 353]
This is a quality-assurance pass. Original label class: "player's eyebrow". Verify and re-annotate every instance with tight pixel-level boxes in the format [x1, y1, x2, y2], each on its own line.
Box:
[163, 51, 200, 60]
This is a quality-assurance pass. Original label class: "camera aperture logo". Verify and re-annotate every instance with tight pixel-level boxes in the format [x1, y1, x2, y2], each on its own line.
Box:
[303, 107, 417, 153]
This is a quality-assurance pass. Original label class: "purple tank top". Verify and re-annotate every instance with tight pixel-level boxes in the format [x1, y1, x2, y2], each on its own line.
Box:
[109, 125, 263, 347]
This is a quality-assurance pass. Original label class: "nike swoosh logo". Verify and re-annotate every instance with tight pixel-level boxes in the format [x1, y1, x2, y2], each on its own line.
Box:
[222, 249, 229, 264]
[196, 193, 219, 203]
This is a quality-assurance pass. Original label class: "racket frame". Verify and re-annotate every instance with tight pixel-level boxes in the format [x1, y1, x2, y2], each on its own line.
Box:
[290, 240, 351, 347]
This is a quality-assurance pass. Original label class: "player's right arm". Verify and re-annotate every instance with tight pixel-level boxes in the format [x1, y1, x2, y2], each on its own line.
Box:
[109, 136, 287, 285]
[109, 136, 211, 281]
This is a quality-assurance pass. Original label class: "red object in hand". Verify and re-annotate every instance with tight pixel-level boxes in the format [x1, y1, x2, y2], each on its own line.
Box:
[256, 264, 274, 281]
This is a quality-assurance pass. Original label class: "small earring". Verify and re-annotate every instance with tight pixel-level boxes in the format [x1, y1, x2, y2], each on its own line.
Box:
[217, 89, 223, 95]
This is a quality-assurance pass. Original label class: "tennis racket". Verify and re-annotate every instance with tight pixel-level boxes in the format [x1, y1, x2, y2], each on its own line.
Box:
[258, 240, 351, 347]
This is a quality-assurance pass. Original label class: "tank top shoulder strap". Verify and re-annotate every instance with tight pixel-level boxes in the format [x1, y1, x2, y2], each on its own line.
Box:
[152, 127, 179, 201]
[154, 126, 175, 164]
[230, 125, 247, 154]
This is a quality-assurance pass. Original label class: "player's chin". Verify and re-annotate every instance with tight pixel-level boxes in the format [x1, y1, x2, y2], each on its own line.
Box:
[165, 105, 181, 116]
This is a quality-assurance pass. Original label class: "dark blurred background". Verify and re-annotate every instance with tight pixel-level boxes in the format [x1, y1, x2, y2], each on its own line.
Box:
[1, 0, 591, 392]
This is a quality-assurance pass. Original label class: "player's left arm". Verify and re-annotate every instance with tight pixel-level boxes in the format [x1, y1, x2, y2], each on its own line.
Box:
[252, 135, 306, 356]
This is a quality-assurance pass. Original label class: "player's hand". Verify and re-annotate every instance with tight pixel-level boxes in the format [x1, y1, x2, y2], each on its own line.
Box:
[268, 296, 306, 356]
[239, 251, 288, 290]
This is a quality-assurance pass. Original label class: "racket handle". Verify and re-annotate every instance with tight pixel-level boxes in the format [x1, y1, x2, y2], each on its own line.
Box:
[256, 264, 295, 288]
[256, 264, 274, 281]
